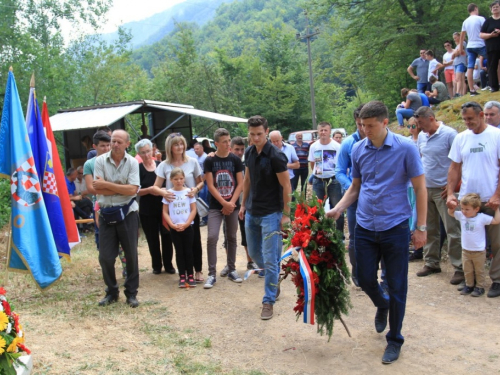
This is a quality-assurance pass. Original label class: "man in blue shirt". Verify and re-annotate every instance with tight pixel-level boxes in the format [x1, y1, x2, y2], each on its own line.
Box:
[335, 104, 365, 286]
[327, 101, 427, 364]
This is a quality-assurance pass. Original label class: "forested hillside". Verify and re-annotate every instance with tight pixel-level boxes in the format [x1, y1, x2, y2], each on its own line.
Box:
[1, 0, 477, 137]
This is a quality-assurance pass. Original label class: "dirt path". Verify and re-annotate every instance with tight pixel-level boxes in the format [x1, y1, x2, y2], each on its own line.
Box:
[5, 223, 500, 374]
[141, 225, 500, 374]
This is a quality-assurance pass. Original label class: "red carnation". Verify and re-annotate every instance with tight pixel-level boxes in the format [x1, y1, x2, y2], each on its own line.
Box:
[308, 250, 322, 265]
[0, 287, 6, 295]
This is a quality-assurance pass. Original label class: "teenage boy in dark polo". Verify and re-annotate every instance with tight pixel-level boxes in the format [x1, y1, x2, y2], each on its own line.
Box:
[239, 115, 291, 320]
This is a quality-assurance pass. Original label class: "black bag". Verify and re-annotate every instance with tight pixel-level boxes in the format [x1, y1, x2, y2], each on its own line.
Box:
[100, 199, 136, 225]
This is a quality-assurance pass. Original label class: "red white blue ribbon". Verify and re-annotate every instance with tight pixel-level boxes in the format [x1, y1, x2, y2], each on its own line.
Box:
[298, 249, 316, 325]
[282, 246, 316, 325]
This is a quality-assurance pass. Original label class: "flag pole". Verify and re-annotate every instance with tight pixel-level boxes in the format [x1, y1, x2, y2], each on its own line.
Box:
[3, 217, 12, 286]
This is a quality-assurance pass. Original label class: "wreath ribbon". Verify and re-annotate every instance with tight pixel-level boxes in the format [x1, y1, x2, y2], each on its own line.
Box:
[281, 247, 316, 325]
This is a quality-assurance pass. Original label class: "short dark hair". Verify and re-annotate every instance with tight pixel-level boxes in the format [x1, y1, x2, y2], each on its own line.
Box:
[468, 3, 478, 13]
[248, 115, 268, 130]
[401, 88, 410, 97]
[425, 50, 434, 57]
[359, 101, 389, 121]
[429, 76, 438, 84]
[93, 130, 111, 146]
[192, 142, 202, 148]
[333, 130, 343, 136]
[231, 136, 245, 147]
[214, 128, 230, 142]
[414, 106, 435, 119]
[444, 40, 453, 46]
[353, 103, 365, 120]
[461, 101, 483, 114]
[97, 126, 112, 134]
[491, 1, 500, 9]
[66, 167, 76, 177]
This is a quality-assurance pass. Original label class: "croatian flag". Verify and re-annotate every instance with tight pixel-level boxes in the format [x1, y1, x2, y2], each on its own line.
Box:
[26, 85, 73, 259]
[41, 99, 80, 251]
[0, 70, 62, 290]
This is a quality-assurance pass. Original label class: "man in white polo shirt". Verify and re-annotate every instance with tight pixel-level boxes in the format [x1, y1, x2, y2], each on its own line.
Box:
[269, 130, 299, 183]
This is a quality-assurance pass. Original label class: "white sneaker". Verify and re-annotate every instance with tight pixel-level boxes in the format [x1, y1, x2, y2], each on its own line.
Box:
[228, 270, 243, 283]
[481, 86, 491, 91]
[204, 275, 216, 289]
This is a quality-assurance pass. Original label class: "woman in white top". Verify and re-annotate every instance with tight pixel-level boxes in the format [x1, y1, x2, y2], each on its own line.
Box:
[153, 133, 205, 282]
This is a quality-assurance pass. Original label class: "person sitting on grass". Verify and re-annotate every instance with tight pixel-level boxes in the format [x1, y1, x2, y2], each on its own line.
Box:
[448, 193, 500, 297]
[162, 168, 197, 288]
[396, 88, 422, 127]
[425, 76, 450, 105]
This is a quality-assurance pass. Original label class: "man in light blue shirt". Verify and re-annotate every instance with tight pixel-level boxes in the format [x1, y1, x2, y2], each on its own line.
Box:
[327, 101, 427, 364]
[414, 107, 463, 284]
[335, 104, 365, 286]
[270, 130, 299, 180]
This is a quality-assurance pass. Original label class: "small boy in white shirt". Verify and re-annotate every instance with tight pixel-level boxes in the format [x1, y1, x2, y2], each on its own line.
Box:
[448, 193, 500, 297]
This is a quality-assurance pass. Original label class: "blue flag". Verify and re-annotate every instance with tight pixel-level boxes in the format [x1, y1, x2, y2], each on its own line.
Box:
[26, 87, 71, 260]
[0, 70, 62, 290]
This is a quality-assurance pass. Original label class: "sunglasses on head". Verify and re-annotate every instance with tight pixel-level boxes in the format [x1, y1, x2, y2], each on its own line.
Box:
[461, 102, 483, 110]
[168, 132, 182, 138]
[407, 124, 417, 129]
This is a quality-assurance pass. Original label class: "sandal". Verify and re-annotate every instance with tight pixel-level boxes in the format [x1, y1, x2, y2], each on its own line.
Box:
[194, 271, 204, 283]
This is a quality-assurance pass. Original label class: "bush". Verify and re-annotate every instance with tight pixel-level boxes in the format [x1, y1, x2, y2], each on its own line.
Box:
[0, 178, 11, 228]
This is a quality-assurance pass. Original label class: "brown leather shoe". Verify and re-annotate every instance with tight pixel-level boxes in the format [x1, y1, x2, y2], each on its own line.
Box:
[261, 303, 273, 320]
[416, 265, 441, 277]
[450, 270, 465, 285]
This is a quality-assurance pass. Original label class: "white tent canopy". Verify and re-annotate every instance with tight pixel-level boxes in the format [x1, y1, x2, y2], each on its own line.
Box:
[49, 100, 247, 131]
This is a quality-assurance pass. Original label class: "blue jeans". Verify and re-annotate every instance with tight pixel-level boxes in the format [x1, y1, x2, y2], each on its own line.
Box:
[346, 200, 358, 275]
[416, 82, 428, 93]
[467, 46, 487, 69]
[395, 108, 414, 126]
[312, 177, 344, 235]
[245, 212, 282, 305]
[355, 220, 410, 347]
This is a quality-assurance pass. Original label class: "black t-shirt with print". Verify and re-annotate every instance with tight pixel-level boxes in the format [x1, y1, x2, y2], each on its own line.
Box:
[204, 153, 244, 210]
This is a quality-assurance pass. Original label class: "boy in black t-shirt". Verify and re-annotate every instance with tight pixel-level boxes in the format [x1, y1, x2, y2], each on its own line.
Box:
[203, 128, 245, 289]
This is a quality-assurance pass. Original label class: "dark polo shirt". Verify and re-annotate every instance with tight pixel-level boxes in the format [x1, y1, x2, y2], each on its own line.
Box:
[245, 141, 288, 216]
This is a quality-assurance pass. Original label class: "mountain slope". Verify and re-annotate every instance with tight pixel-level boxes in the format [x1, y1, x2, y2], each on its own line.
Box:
[101, 0, 238, 48]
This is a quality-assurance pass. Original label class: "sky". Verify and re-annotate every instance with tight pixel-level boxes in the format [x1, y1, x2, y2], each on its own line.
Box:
[99, 0, 186, 33]
[61, 0, 186, 40]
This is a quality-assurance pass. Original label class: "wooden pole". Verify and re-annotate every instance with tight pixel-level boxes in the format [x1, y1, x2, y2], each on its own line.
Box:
[3, 216, 12, 286]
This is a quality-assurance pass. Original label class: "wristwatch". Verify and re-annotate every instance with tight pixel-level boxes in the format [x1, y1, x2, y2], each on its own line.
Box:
[416, 225, 427, 232]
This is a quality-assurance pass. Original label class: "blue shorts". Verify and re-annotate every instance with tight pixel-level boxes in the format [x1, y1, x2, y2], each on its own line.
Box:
[467, 47, 487, 69]
[454, 63, 467, 73]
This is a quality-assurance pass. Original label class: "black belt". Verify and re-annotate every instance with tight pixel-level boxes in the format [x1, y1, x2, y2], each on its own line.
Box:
[315, 176, 336, 181]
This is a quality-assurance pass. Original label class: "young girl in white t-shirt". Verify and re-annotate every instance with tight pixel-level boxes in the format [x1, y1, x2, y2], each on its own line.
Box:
[448, 193, 500, 297]
[162, 168, 197, 288]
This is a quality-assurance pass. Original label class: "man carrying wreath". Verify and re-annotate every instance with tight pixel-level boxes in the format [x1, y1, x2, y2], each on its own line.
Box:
[326, 101, 427, 364]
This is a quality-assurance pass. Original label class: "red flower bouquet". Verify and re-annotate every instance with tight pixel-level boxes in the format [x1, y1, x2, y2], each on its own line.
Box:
[282, 192, 352, 340]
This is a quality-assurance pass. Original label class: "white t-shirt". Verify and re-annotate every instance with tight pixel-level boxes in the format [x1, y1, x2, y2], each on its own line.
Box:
[448, 126, 500, 201]
[454, 211, 492, 251]
[155, 157, 202, 189]
[462, 15, 486, 48]
[428, 58, 440, 80]
[162, 188, 196, 225]
[308, 140, 340, 179]
[443, 51, 454, 70]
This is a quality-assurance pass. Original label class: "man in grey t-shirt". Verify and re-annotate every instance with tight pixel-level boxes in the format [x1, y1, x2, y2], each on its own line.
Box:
[407, 50, 430, 93]
[93, 129, 140, 308]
